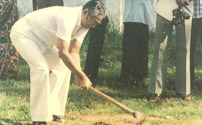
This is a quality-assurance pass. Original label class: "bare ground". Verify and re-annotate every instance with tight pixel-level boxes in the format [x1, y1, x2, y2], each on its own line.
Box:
[50, 114, 202, 125]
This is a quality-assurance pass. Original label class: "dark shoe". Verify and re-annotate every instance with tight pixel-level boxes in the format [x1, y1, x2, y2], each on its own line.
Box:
[133, 111, 146, 125]
[176, 93, 192, 101]
[53, 115, 65, 123]
[149, 94, 160, 102]
[32, 122, 47, 125]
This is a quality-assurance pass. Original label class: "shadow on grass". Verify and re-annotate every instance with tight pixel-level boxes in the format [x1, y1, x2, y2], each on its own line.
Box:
[66, 84, 151, 113]
[0, 118, 31, 125]
[0, 80, 30, 105]
[0, 86, 30, 99]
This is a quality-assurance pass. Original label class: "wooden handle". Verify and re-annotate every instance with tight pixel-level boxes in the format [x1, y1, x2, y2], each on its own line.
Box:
[89, 87, 135, 116]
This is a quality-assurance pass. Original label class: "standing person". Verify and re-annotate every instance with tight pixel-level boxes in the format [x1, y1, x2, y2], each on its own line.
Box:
[32, 0, 63, 10]
[10, 1, 106, 124]
[190, 0, 202, 88]
[120, 0, 156, 86]
[0, 0, 18, 80]
[84, 0, 108, 82]
[64, 0, 108, 82]
[148, 0, 193, 102]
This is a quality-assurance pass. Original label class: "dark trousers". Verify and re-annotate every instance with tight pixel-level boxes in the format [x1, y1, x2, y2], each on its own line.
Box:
[84, 16, 109, 81]
[120, 22, 149, 84]
[33, 0, 63, 10]
[190, 18, 202, 86]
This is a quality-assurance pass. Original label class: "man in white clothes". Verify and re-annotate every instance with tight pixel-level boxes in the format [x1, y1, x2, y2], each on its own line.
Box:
[10, 0, 106, 124]
[120, 0, 156, 86]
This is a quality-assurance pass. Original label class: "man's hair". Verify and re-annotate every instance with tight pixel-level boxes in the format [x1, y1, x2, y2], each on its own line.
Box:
[83, 0, 106, 17]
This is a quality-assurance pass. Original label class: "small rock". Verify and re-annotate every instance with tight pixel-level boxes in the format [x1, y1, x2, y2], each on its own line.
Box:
[165, 116, 173, 119]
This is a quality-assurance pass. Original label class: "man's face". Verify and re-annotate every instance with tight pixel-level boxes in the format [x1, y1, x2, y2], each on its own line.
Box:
[81, 9, 104, 29]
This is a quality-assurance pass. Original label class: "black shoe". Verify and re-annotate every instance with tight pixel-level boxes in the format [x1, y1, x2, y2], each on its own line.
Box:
[53, 115, 65, 123]
[32, 122, 47, 125]
[149, 94, 160, 102]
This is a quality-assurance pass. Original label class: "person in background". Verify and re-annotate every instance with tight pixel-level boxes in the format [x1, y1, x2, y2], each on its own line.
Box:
[148, 0, 193, 102]
[0, 0, 18, 80]
[190, 0, 202, 88]
[32, 0, 63, 10]
[10, 1, 106, 124]
[64, 0, 108, 82]
[120, 0, 156, 87]
[84, 0, 108, 82]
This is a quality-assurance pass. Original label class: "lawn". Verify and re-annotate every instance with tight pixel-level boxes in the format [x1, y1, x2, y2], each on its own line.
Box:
[1, 29, 202, 125]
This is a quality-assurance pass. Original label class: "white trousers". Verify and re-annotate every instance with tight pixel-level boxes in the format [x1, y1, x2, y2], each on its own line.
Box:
[10, 18, 71, 122]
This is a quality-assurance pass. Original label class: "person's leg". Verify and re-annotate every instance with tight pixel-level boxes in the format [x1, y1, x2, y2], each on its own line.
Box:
[33, 0, 63, 10]
[36, 0, 48, 9]
[10, 20, 53, 122]
[132, 23, 149, 85]
[47, 0, 63, 7]
[84, 16, 108, 81]
[33, 0, 38, 10]
[190, 19, 199, 87]
[120, 22, 136, 84]
[148, 14, 173, 95]
[198, 18, 202, 44]
[43, 46, 71, 116]
[175, 18, 192, 96]
[0, 0, 18, 80]
[11, 37, 52, 122]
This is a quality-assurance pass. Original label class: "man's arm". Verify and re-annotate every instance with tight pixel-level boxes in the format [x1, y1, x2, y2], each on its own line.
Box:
[57, 38, 92, 90]
[69, 39, 84, 87]
[69, 39, 82, 71]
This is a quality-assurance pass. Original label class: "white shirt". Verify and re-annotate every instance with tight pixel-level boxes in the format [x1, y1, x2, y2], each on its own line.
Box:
[24, 6, 88, 51]
[123, 0, 157, 27]
[156, 0, 193, 21]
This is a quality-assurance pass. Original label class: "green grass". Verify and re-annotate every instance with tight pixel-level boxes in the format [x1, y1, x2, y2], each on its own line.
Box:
[1, 80, 202, 124]
[1, 29, 202, 124]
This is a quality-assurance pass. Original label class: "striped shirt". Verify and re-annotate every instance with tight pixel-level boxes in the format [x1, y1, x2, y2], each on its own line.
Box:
[193, 0, 202, 18]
